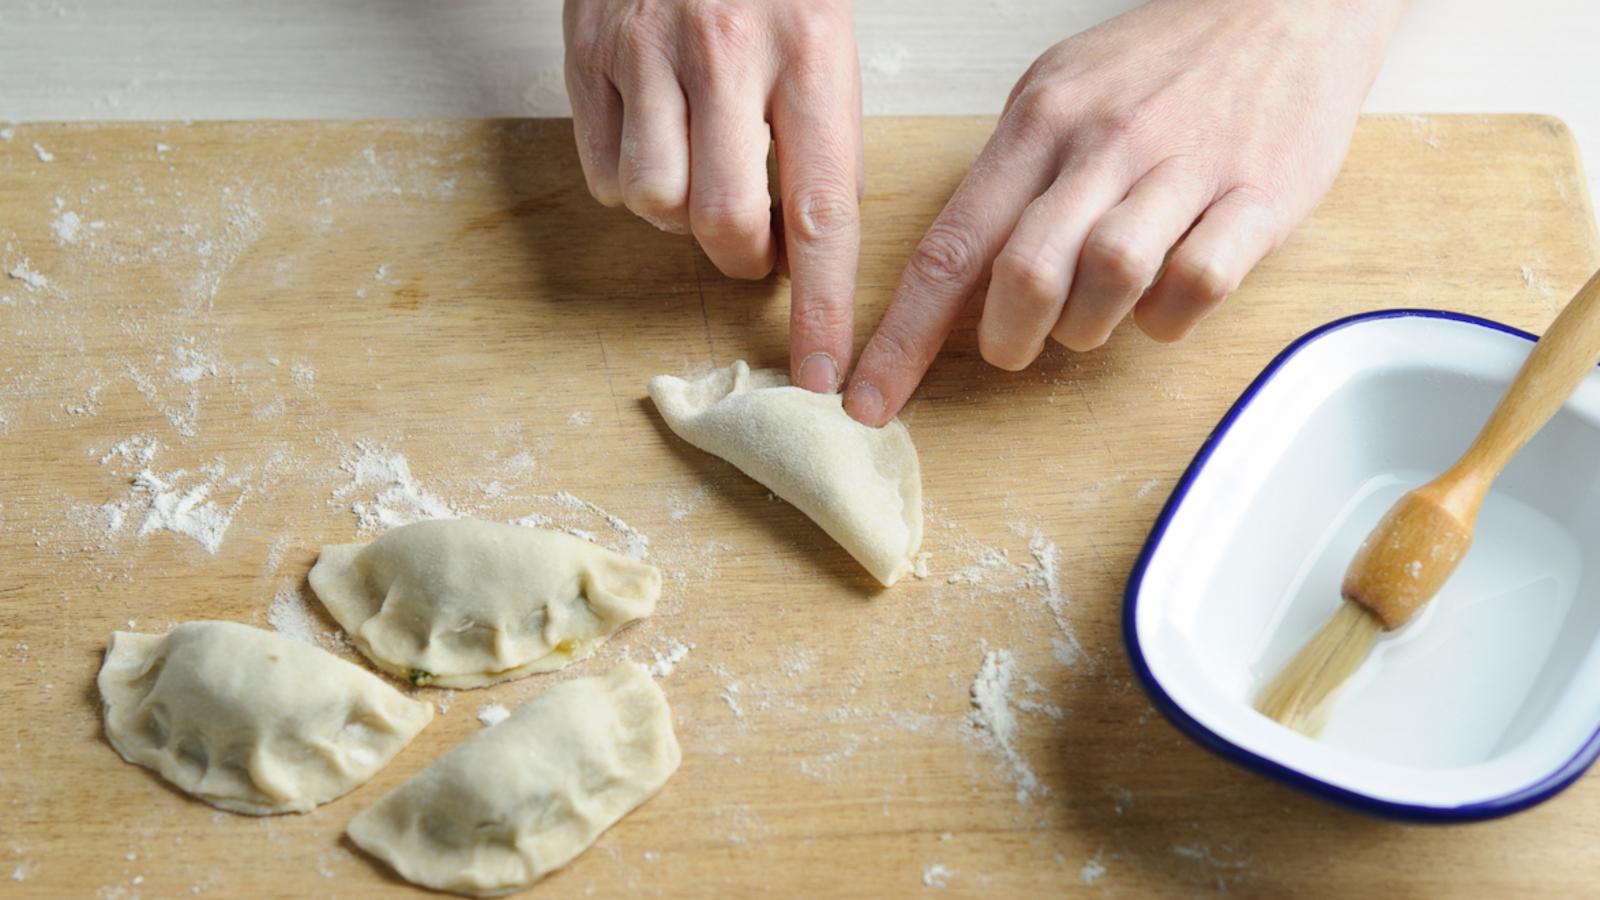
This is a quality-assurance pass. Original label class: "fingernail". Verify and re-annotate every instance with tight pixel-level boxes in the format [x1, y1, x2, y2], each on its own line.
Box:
[796, 352, 840, 393]
[844, 380, 886, 425]
[638, 211, 689, 235]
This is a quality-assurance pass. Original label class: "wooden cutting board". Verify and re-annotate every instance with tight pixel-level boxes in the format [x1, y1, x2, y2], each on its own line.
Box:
[1, 116, 1596, 899]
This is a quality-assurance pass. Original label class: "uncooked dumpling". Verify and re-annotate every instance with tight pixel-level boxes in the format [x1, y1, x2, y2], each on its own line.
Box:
[648, 360, 923, 585]
[308, 518, 660, 689]
[97, 621, 434, 815]
[347, 661, 680, 897]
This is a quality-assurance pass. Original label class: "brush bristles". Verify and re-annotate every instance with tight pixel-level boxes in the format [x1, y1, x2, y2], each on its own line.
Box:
[1254, 601, 1384, 735]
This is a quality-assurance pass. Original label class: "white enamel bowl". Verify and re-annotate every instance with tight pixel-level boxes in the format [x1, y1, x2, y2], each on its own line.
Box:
[1126, 310, 1600, 821]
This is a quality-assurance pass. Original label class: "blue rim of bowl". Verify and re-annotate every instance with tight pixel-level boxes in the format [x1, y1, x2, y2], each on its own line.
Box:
[1122, 307, 1600, 823]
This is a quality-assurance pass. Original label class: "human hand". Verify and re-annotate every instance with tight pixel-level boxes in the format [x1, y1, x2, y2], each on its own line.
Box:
[564, 0, 864, 393]
[843, 0, 1408, 425]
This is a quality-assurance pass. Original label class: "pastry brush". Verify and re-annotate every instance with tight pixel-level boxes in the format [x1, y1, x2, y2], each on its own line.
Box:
[1256, 268, 1600, 735]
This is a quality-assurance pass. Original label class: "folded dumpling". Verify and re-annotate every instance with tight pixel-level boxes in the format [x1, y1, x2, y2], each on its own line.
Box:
[308, 518, 660, 689]
[347, 661, 680, 896]
[97, 621, 434, 815]
[648, 360, 923, 585]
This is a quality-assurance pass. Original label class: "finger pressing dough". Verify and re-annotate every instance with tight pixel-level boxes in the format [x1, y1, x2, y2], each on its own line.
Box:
[308, 518, 660, 689]
[97, 621, 434, 815]
[347, 661, 680, 897]
[648, 360, 923, 585]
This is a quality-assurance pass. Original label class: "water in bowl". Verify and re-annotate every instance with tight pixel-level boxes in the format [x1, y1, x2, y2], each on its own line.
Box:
[1250, 470, 1583, 769]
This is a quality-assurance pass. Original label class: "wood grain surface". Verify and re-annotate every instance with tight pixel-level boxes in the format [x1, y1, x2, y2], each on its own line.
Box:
[1, 115, 1596, 898]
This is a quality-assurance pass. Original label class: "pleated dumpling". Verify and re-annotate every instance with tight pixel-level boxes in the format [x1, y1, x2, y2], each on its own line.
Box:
[648, 360, 923, 585]
[347, 661, 680, 896]
[97, 621, 434, 815]
[308, 518, 660, 689]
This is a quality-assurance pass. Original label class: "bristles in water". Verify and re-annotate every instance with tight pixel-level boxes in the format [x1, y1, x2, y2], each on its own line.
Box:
[1254, 600, 1384, 736]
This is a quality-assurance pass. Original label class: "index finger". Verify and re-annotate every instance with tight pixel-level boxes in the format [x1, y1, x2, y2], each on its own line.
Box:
[843, 129, 1056, 425]
[773, 47, 864, 394]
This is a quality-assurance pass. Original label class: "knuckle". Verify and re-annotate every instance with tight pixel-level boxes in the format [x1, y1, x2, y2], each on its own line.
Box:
[791, 296, 851, 338]
[1006, 82, 1072, 137]
[686, 1, 759, 60]
[1226, 182, 1294, 232]
[1081, 231, 1158, 292]
[908, 221, 984, 286]
[1171, 253, 1237, 307]
[784, 6, 843, 58]
[1092, 101, 1154, 143]
[866, 322, 923, 374]
[616, 7, 666, 52]
[992, 249, 1062, 313]
[789, 182, 859, 244]
[692, 197, 769, 242]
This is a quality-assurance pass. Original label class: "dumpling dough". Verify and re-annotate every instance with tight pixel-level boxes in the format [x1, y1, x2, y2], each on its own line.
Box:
[649, 360, 923, 585]
[308, 518, 660, 689]
[347, 661, 680, 897]
[97, 621, 434, 815]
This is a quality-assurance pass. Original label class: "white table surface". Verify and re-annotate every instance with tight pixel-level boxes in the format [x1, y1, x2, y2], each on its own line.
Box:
[1, 1, 1595, 221]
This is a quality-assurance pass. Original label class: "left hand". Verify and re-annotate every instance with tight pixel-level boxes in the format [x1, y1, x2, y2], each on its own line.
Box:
[843, 0, 1409, 425]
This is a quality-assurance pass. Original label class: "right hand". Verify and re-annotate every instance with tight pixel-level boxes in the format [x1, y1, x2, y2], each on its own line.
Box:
[563, 0, 865, 394]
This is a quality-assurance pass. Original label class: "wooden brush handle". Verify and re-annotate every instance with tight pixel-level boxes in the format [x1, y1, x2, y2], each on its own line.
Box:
[1430, 267, 1600, 518]
[1346, 268, 1600, 629]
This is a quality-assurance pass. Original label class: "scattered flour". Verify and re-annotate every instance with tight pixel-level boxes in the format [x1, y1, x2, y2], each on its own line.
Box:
[100, 434, 161, 467]
[1136, 478, 1160, 500]
[965, 649, 1044, 805]
[1519, 264, 1553, 296]
[334, 442, 456, 530]
[1016, 696, 1066, 721]
[52, 210, 84, 245]
[541, 490, 650, 559]
[1171, 843, 1251, 870]
[63, 383, 103, 417]
[921, 862, 953, 889]
[266, 587, 321, 645]
[132, 465, 248, 554]
[263, 533, 291, 574]
[667, 486, 707, 522]
[169, 342, 220, 384]
[567, 410, 593, 427]
[92, 435, 264, 554]
[7, 258, 49, 291]
[476, 703, 511, 728]
[510, 511, 554, 529]
[1081, 851, 1107, 885]
[1105, 784, 1133, 815]
[502, 450, 537, 472]
[315, 848, 354, 879]
[647, 639, 693, 678]
[1024, 531, 1086, 666]
[32, 143, 53, 162]
[719, 685, 744, 718]
[0, 126, 13, 142]
[290, 361, 316, 390]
